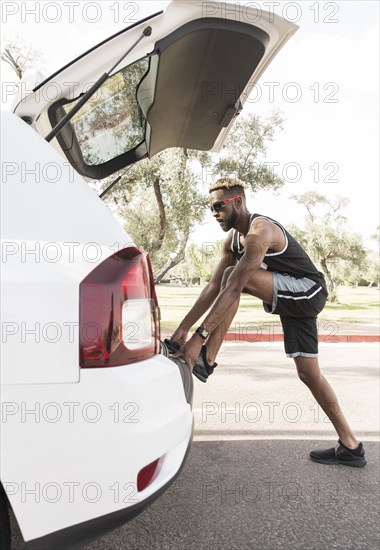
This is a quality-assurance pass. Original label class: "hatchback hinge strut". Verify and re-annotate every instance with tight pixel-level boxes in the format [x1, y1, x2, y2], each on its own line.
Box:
[45, 26, 152, 143]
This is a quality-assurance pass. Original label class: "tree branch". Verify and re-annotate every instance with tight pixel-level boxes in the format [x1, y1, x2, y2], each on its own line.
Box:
[1, 48, 23, 79]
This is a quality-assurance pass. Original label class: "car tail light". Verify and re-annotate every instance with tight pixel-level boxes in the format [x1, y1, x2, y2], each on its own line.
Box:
[80, 247, 160, 367]
[137, 457, 163, 492]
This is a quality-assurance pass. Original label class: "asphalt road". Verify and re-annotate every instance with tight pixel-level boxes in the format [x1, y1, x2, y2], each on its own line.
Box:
[83, 343, 379, 550]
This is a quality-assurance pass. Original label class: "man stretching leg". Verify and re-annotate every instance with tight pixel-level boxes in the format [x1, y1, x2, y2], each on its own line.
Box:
[170, 178, 367, 467]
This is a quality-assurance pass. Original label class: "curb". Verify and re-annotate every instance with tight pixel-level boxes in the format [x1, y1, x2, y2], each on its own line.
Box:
[223, 334, 379, 343]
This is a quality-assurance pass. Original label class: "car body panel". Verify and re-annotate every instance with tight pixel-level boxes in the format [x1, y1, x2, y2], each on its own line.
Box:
[1, 111, 131, 385]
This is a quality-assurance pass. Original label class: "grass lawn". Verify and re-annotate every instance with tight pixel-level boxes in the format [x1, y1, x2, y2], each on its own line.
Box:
[156, 284, 379, 331]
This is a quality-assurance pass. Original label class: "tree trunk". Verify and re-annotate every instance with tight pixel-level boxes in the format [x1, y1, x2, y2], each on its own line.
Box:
[320, 258, 338, 303]
[155, 148, 191, 283]
[155, 225, 190, 283]
[151, 176, 166, 253]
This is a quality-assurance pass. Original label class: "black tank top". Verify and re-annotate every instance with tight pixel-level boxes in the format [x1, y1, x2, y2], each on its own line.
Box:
[231, 213, 326, 289]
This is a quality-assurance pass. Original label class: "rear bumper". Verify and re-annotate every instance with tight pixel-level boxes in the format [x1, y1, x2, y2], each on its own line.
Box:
[24, 423, 193, 550]
[160, 340, 193, 406]
[1, 351, 193, 546]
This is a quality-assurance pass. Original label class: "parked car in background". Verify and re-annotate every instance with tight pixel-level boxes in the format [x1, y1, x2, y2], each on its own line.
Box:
[0, 1, 297, 547]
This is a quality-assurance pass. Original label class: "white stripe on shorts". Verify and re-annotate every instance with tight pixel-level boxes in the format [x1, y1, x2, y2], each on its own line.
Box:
[286, 351, 318, 358]
[278, 286, 323, 301]
[265, 273, 321, 314]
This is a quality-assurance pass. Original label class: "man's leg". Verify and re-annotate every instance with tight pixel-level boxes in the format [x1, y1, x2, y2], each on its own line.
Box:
[205, 267, 273, 365]
[294, 356, 358, 448]
[272, 274, 365, 464]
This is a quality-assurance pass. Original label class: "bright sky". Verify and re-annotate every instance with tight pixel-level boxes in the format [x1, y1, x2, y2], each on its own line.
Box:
[1, 1, 379, 248]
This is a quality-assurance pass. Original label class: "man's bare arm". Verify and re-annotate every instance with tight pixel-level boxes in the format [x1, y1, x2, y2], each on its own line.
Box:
[171, 235, 236, 341]
[199, 219, 275, 333]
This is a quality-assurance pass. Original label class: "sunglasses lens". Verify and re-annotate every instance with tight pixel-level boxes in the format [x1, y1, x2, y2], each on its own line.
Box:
[211, 196, 238, 213]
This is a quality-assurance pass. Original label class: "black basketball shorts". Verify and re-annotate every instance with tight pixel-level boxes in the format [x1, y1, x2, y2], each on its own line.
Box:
[263, 273, 328, 358]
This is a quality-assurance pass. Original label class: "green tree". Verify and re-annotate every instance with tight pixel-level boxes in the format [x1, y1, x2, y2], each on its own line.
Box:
[170, 240, 224, 284]
[337, 262, 368, 287]
[170, 244, 204, 285]
[290, 192, 367, 302]
[105, 148, 208, 282]
[104, 111, 285, 280]
[370, 226, 380, 243]
[214, 111, 284, 192]
[365, 228, 380, 287]
[365, 253, 380, 288]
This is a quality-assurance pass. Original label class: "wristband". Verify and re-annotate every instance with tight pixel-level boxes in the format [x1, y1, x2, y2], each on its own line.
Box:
[195, 325, 209, 340]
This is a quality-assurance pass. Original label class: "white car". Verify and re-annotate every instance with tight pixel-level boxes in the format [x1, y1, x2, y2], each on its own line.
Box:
[0, 1, 297, 548]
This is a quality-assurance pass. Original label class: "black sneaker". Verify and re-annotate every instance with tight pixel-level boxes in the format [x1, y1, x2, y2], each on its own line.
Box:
[309, 440, 367, 467]
[164, 339, 217, 383]
[192, 345, 217, 383]
[163, 339, 181, 354]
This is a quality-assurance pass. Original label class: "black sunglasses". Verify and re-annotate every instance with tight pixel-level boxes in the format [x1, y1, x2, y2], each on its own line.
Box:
[210, 196, 239, 213]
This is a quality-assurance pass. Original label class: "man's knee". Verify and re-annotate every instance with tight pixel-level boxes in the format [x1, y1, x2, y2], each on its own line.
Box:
[297, 367, 313, 386]
[295, 358, 321, 386]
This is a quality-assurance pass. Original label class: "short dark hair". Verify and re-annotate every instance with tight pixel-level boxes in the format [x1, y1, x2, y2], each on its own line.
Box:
[209, 177, 246, 198]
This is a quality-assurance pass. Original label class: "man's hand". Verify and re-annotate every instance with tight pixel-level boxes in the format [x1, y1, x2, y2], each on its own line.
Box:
[173, 333, 203, 372]
[170, 326, 189, 346]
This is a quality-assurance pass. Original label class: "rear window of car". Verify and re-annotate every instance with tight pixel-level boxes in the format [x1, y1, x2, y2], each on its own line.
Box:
[62, 58, 148, 166]
[48, 57, 150, 179]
